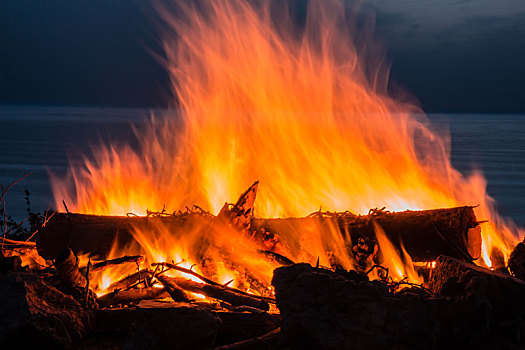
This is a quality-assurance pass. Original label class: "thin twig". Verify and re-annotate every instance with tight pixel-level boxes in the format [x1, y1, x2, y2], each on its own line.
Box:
[25, 210, 56, 242]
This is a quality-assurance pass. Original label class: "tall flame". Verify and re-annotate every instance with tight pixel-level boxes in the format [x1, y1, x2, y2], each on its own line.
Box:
[52, 0, 519, 277]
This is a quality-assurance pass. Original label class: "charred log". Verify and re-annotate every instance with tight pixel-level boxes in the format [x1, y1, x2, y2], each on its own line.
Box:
[156, 274, 190, 302]
[97, 287, 167, 308]
[81, 255, 143, 274]
[36, 213, 216, 260]
[37, 206, 480, 264]
[164, 276, 270, 310]
[107, 268, 152, 291]
[218, 181, 258, 232]
[253, 206, 481, 262]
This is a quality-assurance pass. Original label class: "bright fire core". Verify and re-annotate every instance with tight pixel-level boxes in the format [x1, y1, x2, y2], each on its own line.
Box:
[52, 0, 519, 294]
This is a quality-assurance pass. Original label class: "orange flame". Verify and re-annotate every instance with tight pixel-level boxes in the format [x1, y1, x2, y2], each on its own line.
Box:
[52, 0, 520, 287]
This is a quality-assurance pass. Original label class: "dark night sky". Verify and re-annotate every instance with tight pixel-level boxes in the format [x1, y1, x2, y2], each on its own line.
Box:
[1, 0, 524, 113]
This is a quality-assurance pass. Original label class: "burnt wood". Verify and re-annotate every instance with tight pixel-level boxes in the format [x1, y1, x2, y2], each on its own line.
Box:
[253, 206, 481, 262]
[97, 287, 167, 308]
[36, 206, 480, 263]
[156, 274, 190, 302]
[166, 276, 270, 310]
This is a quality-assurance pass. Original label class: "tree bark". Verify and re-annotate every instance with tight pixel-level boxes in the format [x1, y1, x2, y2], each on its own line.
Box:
[37, 206, 481, 263]
[252, 206, 481, 262]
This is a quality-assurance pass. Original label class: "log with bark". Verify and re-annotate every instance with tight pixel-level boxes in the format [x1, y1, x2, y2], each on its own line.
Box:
[36, 206, 481, 264]
[37, 213, 215, 260]
[253, 206, 481, 262]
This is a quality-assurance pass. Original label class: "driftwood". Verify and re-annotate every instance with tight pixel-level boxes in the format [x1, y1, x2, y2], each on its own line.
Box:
[36, 206, 480, 263]
[97, 287, 167, 308]
[164, 276, 270, 311]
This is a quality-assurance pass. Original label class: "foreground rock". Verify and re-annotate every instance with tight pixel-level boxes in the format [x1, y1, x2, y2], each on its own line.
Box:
[123, 301, 221, 350]
[508, 240, 525, 281]
[0, 272, 95, 348]
[272, 263, 439, 349]
[429, 255, 525, 347]
[273, 261, 525, 350]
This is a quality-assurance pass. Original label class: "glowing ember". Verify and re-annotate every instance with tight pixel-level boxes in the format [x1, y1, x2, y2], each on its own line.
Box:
[52, 0, 520, 292]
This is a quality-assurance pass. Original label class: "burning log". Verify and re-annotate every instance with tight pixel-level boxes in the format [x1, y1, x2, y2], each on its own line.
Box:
[163, 276, 270, 311]
[218, 181, 258, 232]
[253, 206, 481, 262]
[81, 255, 144, 274]
[152, 262, 275, 304]
[97, 287, 167, 308]
[36, 213, 216, 260]
[36, 206, 480, 264]
[107, 268, 152, 291]
[257, 249, 295, 265]
[156, 274, 190, 302]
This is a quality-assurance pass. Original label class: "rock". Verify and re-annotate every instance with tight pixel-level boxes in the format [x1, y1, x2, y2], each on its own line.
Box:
[508, 241, 525, 281]
[0, 272, 95, 348]
[123, 302, 221, 350]
[0, 254, 22, 276]
[272, 263, 439, 350]
[429, 255, 525, 348]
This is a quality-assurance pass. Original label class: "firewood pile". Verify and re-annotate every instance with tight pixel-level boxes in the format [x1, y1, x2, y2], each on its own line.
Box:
[1, 182, 524, 349]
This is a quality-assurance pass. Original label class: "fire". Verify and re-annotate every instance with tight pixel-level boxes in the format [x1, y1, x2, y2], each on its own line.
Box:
[52, 0, 520, 289]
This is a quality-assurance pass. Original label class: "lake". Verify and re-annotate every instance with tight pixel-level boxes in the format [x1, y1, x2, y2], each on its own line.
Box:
[1, 105, 524, 228]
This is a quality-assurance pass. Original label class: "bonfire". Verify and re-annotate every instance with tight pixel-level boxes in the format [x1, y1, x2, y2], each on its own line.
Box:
[1, 0, 524, 349]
